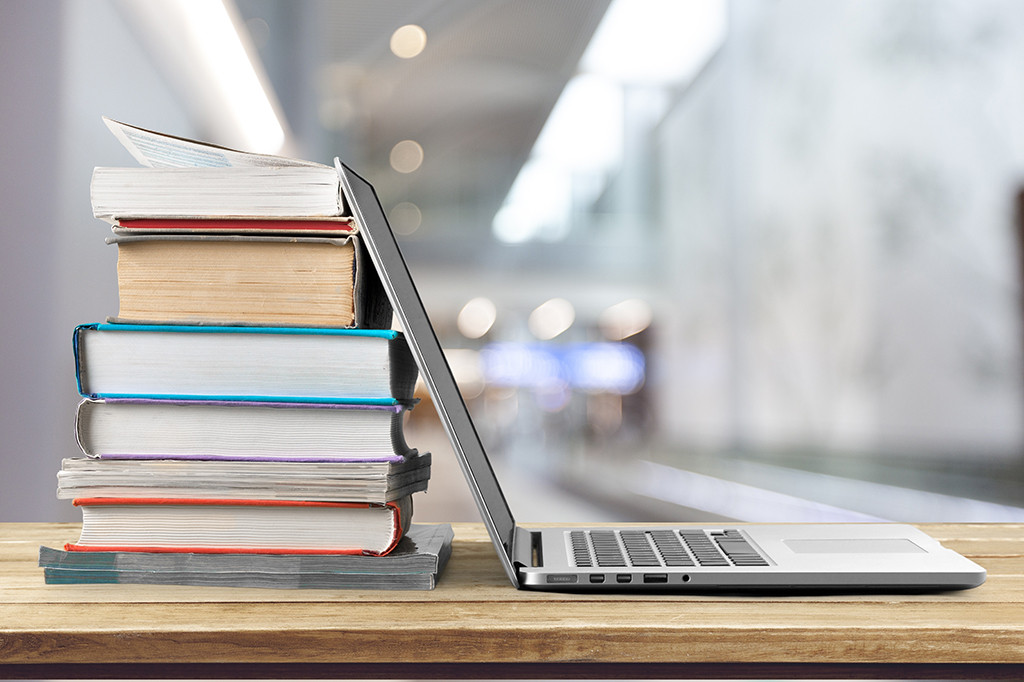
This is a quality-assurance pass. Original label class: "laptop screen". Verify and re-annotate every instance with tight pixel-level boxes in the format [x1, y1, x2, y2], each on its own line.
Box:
[336, 162, 519, 579]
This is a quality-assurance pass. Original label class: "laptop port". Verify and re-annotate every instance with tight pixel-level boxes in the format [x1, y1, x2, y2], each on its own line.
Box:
[545, 574, 578, 584]
[589, 574, 606, 584]
[643, 573, 669, 584]
[616, 574, 632, 584]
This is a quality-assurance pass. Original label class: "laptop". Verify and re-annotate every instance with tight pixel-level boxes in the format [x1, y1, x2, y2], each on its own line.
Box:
[336, 162, 987, 592]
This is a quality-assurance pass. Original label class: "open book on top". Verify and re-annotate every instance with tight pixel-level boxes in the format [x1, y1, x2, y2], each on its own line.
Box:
[91, 118, 353, 226]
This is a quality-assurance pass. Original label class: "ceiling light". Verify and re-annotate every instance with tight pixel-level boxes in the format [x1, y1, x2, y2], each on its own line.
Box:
[444, 349, 484, 400]
[493, 159, 571, 243]
[534, 74, 623, 172]
[389, 201, 423, 236]
[169, 0, 285, 153]
[599, 299, 653, 340]
[494, 0, 727, 244]
[390, 24, 427, 59]
[390, 140, 424, 173]
[582, 0, 727, 85]
[457, 297, 498, 339]
[528, 298, 575, 341]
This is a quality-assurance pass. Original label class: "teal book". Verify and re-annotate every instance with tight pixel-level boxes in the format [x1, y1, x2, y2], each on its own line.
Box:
[73, 323, 418, 404]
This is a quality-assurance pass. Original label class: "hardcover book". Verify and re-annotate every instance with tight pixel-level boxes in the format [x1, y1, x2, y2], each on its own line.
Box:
[110, 217, 356, 236]
[65, 497, 412, 556]
[73, 324, 418, 404]
[75, 398, 416, 461]
[108, 233, 391, 328]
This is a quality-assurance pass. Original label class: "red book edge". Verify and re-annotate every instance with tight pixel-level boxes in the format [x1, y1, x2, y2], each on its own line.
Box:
[116, 218, 356, 232]
[64, 498, 403, 556]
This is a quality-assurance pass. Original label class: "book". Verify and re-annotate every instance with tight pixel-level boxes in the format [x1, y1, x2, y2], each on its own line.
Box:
[103, 116, 318, 169]
[38, 523, 454, 590]
[73, 324, 418, 404]
[64, 497, 412, 556]
[49, 118, 432, 588]
[74, 398, 416, 461]
[91, 165, 348, 220]
[57, 452, 432, 503]
[107, 233, 390, 328]
[92, 118, 347, 221]
[110, 218, 355, 235]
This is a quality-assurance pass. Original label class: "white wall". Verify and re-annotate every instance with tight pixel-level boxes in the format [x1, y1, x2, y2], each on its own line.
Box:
[0, 1, 192, 521]
[656, 0, 1024, 461]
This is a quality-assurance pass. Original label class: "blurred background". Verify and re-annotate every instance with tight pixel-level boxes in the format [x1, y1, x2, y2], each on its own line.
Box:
[3, 0, 1024, 524]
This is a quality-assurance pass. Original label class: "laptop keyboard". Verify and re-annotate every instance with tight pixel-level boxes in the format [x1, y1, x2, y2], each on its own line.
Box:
[570, 529, 769, 568]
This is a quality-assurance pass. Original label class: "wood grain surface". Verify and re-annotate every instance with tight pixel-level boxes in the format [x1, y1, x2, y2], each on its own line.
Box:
[1, 522, 1022, 679]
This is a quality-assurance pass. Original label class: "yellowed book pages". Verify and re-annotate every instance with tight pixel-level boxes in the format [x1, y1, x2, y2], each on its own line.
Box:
[113, 235, 357, 327]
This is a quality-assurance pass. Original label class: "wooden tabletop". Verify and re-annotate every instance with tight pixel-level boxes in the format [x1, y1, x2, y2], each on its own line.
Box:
[1, 522, 1022, 679]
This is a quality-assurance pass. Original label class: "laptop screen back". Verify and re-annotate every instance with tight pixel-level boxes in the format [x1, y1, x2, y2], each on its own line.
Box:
[336, 162, 520, 580]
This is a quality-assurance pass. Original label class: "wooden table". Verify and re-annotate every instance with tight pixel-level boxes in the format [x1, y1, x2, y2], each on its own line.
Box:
[1, 522, 1022, 679]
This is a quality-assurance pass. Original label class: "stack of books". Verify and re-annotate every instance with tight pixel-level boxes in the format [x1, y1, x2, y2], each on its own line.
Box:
[41, 119, 451, 589]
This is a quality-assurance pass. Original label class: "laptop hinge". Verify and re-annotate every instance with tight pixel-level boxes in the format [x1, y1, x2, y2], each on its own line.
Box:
[512, 526, 541, 569]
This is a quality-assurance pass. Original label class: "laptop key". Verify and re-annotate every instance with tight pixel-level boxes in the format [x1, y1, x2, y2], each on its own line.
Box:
[589, 530, 627, 567]
[620, 530, 661, 567]
[712, 531, 770, 566]
[679, 531, 730, 566]
[570, 531, 593, 567]
[649, 530, 695, 567]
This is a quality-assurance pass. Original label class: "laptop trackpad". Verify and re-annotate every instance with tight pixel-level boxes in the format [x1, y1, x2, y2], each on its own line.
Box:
[784, 538, 926, 554]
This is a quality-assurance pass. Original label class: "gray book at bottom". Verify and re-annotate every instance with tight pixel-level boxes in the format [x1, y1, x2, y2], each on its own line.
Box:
[39, 523, 453, 590]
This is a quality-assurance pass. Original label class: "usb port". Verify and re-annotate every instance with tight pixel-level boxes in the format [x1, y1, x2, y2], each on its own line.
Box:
[643, 573, 669, 584]
[589, 574, 605, 584]
[616, 574, 632, 584]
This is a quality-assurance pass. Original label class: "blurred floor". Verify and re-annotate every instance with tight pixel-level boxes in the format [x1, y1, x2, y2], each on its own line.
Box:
[409, 423, 1024, 526]
[411, 427, 629, 524]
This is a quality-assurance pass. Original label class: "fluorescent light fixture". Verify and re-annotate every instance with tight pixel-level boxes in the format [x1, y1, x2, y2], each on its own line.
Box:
[493, 159, 572, 243]
[172, 0, 284, 153]
[493, 0, 727, 242]
[116, 0, 288, 155]
[581, 0, 727, 85]
[534, 74, 623, 172]
[494, 76, 620, 243]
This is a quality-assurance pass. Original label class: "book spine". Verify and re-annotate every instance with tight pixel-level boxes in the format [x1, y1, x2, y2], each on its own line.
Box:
[73, 324, 98, 397]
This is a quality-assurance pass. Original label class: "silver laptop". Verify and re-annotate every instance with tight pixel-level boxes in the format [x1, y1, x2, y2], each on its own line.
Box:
[337, 162, 987, 592]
